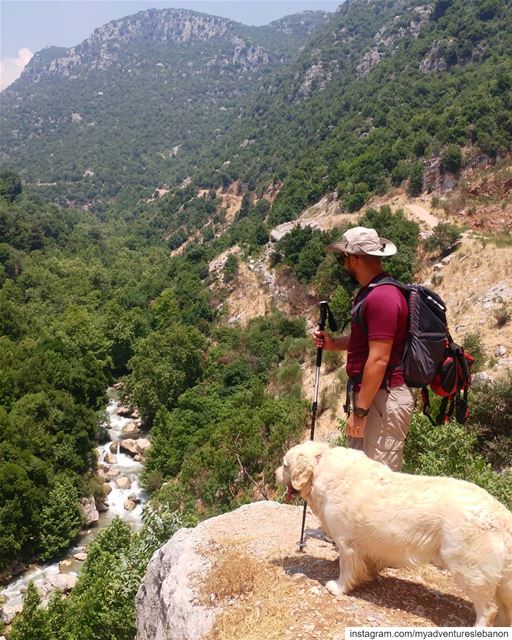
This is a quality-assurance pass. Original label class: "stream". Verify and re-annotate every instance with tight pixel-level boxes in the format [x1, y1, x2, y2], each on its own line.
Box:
[0, 390, 148, 621]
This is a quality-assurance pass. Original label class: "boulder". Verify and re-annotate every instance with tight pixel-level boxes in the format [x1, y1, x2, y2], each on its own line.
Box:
[136, 438, 151, 455]
[103, 482, 112, 495]
[122, 421, 140, 435]
[136, 502, 475, 640]
[115, 475, 132, 490]
[106, 468, 121, 479]
[80, 496, 99, 526]
[110, 441, 121, 454]
[104, 452, 118, 464]
[495, 344, 507, 357]
[1, 603, 23, 625]
[120, 439, 139, 455]
[47, 573, 78, 592]
[124, 499, 137, 511]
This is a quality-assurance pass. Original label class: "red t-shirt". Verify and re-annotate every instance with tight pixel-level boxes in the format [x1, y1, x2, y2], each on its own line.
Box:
[347, 277, 408, 388]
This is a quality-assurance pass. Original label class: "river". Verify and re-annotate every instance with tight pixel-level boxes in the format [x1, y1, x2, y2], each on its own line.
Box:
[0, 390, 148, 620]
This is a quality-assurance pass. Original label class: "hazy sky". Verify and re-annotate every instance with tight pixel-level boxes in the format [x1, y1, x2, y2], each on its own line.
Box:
[0, 0, 341, 90]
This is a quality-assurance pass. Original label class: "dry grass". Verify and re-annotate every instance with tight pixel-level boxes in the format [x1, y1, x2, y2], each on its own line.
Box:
[201, 550, 300, 640]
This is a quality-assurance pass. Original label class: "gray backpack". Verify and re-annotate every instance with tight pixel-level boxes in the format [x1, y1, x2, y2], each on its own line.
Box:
[352, 276, 448, 387]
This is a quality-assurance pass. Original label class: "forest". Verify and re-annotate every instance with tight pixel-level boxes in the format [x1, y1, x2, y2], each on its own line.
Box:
[1, 0, 511, 637]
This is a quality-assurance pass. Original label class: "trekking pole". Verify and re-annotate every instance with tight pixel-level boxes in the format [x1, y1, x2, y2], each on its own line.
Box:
[297, 300, 337, 552]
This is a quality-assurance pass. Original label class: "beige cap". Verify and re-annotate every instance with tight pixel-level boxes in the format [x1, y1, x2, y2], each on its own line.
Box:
[327, 226, 397, 257]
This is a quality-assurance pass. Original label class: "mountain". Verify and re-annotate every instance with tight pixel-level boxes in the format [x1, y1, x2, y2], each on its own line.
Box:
[0, 8, 331, 207]
[2, 0, 510, 222]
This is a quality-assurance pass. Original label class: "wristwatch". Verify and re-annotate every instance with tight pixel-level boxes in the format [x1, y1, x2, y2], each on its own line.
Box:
[353, 406, 370, 418]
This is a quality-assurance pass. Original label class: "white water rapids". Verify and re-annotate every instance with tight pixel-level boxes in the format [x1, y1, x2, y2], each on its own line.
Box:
[0, 391, 148, 614]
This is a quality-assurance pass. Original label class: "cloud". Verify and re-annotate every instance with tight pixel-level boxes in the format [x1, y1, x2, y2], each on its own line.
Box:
[0, 48, 33, 91]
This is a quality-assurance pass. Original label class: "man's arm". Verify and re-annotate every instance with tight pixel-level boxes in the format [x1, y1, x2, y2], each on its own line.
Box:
[346, 338, 392, 438]
[357, 338, 393, 409]
[314, 331, 349, 352]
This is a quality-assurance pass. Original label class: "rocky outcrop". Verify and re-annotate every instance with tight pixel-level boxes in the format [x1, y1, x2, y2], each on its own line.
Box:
[20, 8, 279, 81]
[135, 501, 474, 640]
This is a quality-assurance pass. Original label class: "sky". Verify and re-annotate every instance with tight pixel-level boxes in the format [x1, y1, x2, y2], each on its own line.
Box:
[0, 0, 341, 90]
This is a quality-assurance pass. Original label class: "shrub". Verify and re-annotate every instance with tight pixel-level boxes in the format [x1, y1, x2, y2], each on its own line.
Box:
[461, 332, 486, 373]
[493, 303, 510, 327]
[423, 222, 462, 256]
[223, 254, 239, 283]
[467, 372, 512, 470]
[441, 145, 462, 173]
[403, 413, 512, 509]
[407, 163, 424, 196]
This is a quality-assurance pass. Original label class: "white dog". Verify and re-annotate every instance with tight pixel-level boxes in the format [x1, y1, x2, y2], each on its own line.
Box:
[276, 441, 512, 627]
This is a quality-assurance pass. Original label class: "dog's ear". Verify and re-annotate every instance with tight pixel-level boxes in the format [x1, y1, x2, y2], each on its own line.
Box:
[291, 452, 314, 490]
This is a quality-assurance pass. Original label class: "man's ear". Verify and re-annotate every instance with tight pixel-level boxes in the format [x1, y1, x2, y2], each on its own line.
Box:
[291, 452, 314, 490]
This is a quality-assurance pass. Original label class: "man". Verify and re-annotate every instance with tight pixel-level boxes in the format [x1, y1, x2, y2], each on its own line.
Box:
[315, 226, 414, 471]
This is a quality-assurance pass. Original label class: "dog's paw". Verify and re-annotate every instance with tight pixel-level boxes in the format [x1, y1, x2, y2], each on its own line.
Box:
[325, 579, 344, 596]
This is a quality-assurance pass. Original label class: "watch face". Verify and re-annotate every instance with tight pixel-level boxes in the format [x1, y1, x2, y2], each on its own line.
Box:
[354, 407, 368, 417]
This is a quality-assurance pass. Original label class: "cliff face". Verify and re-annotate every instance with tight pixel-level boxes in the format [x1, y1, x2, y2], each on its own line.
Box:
[135, 501, 475, 640]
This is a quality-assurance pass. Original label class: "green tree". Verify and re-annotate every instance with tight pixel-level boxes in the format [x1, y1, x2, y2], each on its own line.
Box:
[125, 323, 205, 425]
[38, 476, 83, 561]
[9, 581, 50, 640]
[0, 169, 22, 202]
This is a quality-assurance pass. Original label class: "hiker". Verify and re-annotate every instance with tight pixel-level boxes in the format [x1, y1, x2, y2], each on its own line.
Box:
[314, 226, 415, 471]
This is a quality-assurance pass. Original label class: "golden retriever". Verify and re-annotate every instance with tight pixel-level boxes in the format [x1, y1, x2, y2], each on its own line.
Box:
[276, 441, 512, 627]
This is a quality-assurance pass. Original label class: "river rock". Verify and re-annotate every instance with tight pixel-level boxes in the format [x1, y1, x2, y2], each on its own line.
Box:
[122, 421, 140, 435]
[106, 468, 121, 479]
[116, 475, 132, 490]
[117, 405, 139, 419]
[80, 496, 99, 526]
[109, 441, 121, 454]
[104, 452, 118, 464]
[48, 573, 78, 592]
[134, 454, 142, 462]
[74, 552, 88, 561]
[136, 438, 151, 455]
[97, 500, 109, 512]
[120, 439, 139, 455]
[103, 482, 112, 495]
[124, 499, 137, 511]
[1, 603, 23, 624]
[128, 493, 141, 504]
[59, 559, 73, 571]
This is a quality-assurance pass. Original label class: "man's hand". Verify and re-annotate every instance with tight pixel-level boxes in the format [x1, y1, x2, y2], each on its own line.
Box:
[314, 330, 334, 350]
[346, 412, 367, 438]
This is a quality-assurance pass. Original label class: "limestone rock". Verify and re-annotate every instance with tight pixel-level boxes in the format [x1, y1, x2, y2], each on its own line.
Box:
[495, 344, 507, 357]
[115, 475, 132, 490]
[104, 452, 118, 464]
[136, 501, 475, 639]
[122, 421, 140, 435]
[47, 573, 78, 591]
[120, 438, 139, 455]
[124, 499, 137, 511]
[80, 496, 99, 526]
[136, 438, 151, 455]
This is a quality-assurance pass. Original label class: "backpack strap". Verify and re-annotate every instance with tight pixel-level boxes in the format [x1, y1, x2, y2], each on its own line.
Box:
[351, 275, 403, 333]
